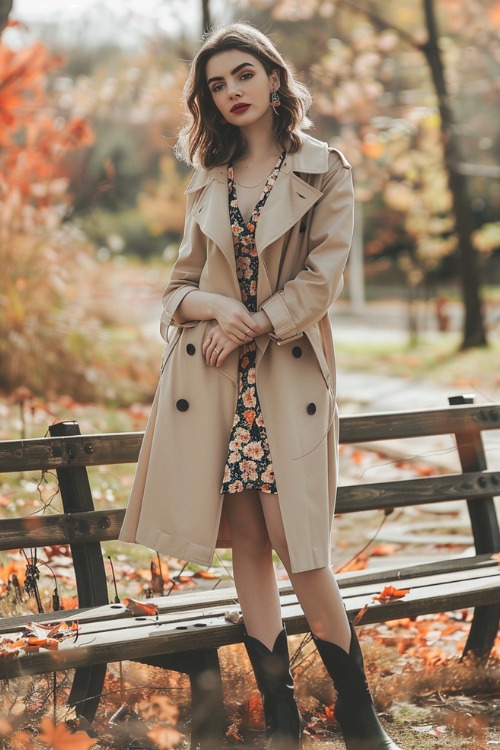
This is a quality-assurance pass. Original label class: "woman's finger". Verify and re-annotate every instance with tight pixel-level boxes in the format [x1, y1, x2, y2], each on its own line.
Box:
[202, 336, 212, 356]
[209, 344, 223, 367]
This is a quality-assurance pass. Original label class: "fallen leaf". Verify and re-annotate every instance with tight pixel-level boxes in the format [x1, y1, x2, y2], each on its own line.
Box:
[225, 610, 244, 624]
[11, 731, 33, 750]
[372, 585, 410, 604]
[24, 622, 63, 639]
[123, 598, 159, 617]
[370, 544, 400, 557]
[335, 551, 369, 573]
[0, 717, 13, 737]
[38, 717, 97, 750]
[194, 570, 219, 579]
[353, 603, 369, 625]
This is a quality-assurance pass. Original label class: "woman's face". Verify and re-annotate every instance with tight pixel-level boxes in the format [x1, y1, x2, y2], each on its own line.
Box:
[205, 49, 279, 130]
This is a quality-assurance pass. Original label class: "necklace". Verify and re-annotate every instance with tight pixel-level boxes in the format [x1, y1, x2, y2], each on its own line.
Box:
[234, 150, 285, 189]
[235, 176, 268, 189]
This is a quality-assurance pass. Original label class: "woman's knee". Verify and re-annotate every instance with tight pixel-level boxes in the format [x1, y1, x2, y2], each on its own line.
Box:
[225, 492, 272, 556]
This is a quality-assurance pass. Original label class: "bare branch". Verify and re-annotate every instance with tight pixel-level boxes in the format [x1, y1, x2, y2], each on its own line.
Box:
[338, 0, 423, 50]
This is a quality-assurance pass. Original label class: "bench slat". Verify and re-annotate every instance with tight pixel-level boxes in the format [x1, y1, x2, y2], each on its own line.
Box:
[2, 554, 497, 634]
[0, 405, 498, 474]
[336, 470, 500, 513]
[8, 568, 499, 643]
[2, 469, 498, 550]
[1, 569, 499, 679]
[0, 509, 125, 550]
[339, 404, 500, 442]
[0, 433, 142, 472]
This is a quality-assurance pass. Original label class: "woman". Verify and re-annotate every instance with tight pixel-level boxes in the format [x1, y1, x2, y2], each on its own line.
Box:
[120, 22, 402, 750]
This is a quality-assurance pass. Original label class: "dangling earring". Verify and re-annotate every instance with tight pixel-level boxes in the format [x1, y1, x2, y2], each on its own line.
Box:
[270, 90, 281, 109]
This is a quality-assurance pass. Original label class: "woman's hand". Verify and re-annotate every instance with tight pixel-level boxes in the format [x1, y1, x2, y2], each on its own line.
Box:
[202, 325, 249, 367]
[213, 297, 259, 343]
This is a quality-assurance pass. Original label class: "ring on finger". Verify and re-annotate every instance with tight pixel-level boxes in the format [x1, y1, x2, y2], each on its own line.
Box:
[214, 347, 220, 354]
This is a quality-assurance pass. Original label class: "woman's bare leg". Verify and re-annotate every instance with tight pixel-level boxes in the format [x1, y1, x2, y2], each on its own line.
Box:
[224, 490, 282, 649]
[260, 492, 351, 652]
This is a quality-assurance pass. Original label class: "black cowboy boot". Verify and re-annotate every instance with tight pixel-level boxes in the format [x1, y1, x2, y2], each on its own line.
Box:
[243, 627, 302, 749]
[313, 622, 402, 750]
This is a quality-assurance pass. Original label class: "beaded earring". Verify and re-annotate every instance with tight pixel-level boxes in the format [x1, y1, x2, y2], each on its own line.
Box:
[270, 90, 281, 108]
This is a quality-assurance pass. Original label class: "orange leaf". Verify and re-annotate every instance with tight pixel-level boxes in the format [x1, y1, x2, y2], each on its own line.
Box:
[488, 1, 500, 27]
[335, 551, 368, 573]
[194, 570, 219, 579]
[38, 718, 97, 750]
[353, 603, 369, 625]
[370, 543, 400, 557]
[372, 585, 410, 604]
[11, 731, 33, 750]
[123, 598, 159, 617]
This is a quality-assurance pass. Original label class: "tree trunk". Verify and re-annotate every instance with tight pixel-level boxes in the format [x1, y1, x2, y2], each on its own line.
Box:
[0, 0, 13, 34]
[421, 0, 487, 348]
[201, 0, 212, 35]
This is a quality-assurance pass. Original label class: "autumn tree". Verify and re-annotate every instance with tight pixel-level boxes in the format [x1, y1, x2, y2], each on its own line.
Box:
[0, 25, 128, 399]
[352, 0, 490, 347]
[234, 0, 499, 349]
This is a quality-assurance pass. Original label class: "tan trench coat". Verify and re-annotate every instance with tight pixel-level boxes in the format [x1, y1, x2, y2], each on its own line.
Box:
[119, 133, 354, 573]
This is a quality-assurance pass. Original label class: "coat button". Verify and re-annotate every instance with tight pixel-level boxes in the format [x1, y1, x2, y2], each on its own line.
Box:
[292, 346, 302, 358]
[186, 343, 196, 355]
[307, 403, 316, 415]
[176, 399, 189, 412]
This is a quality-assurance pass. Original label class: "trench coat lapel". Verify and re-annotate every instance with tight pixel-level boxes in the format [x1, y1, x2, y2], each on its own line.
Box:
[255, 171, 322, 254]
[186, 166, 235, 268]
[255, 135, 331, 253]
[185, 134, 332, 268]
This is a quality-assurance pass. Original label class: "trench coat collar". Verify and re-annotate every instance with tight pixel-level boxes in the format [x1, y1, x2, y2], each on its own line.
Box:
[184, 133, 330, 263]
[184, 132, 330, 192]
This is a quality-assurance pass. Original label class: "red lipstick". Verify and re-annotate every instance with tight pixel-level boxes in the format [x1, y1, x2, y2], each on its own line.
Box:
[230, 103, 250, 114]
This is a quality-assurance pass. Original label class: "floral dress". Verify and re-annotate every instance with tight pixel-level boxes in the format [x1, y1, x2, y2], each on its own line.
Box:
[221, 152, 286, 495]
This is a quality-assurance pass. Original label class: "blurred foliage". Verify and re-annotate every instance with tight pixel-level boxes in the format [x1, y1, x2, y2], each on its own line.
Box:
[46, 40, 191, 257]
[11, 0, 499, 274]
[2, 1, 500, 399]
[239, 0, 500, 265]
[0, 32, 160, 402]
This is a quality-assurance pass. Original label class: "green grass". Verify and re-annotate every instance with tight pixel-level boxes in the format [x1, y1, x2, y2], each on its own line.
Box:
[336, 333, 500, 400]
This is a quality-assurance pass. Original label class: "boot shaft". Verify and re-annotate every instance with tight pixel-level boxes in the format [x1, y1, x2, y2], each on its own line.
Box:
[313, 624, 403, 750]
[243, 628, 302, 749]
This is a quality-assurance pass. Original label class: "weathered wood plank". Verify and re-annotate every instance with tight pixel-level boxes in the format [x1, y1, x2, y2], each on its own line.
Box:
[339, 404, 500, 443]
[336, 470, 500, 513]
[0, 433, 142, 472]
[5, 565, 497, 643]
[0, 404, 498, 473]
[1, 555, 497, 635]
[1, 571, 499, 679]
[0, 509, 125, 551]
[1, 470, 498, 551]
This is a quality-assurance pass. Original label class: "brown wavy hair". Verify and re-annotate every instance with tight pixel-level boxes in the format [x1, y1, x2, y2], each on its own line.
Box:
[176, 23, 313, 168]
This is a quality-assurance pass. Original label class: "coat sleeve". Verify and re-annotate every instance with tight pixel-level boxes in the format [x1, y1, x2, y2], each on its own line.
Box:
[260, 152, 354, 345]
[159, 188, 207, 342]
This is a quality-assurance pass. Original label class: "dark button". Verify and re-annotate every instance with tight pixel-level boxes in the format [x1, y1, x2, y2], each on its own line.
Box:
[176, 399, 189, 412]
[307, 403, 316, 415]
[292, 346, 302, 358]
[186, 343, 196, 355]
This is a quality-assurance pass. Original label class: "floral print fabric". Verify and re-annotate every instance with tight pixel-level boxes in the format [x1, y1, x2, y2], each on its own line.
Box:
[221, 152, 285, 495]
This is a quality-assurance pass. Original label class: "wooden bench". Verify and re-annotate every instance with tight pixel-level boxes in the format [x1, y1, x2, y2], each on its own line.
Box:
[1, 396, 499, 749]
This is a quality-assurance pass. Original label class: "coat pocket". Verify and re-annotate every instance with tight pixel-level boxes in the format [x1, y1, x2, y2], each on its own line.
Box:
[160, 328, 181, 374]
